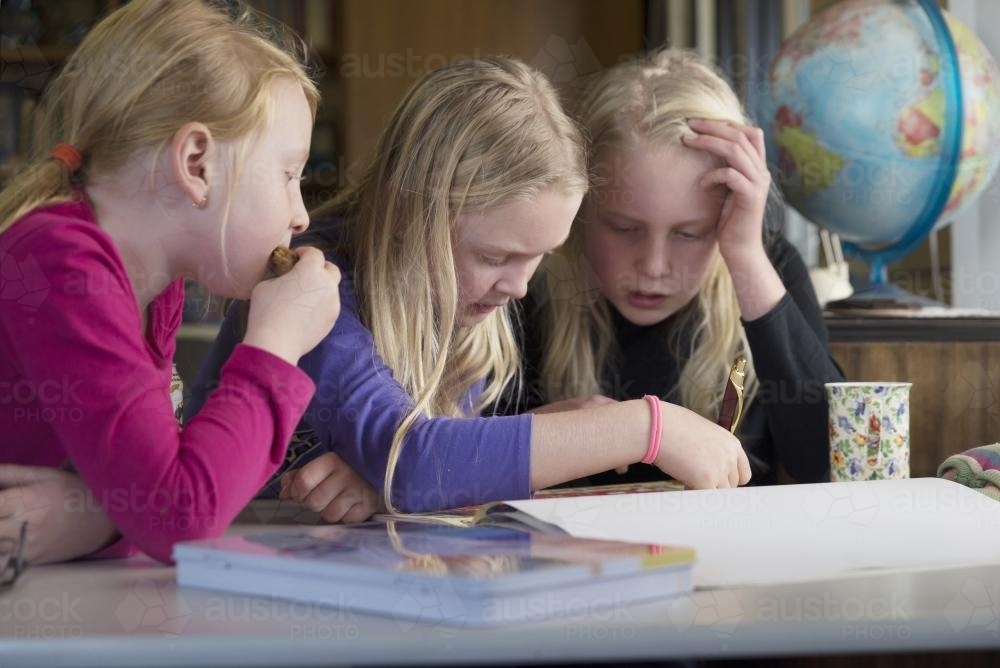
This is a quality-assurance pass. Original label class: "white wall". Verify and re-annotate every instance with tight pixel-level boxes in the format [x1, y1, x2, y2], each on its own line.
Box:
[950, 0, 1000, 310]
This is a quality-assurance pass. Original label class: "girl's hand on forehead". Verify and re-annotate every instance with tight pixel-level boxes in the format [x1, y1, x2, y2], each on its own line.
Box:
[682, 118, 771, 263]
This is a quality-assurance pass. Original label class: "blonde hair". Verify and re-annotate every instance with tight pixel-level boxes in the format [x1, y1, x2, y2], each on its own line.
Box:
[0, 0, 319, 232]
[538, 48, 768, 422]
[313, 57, 587, 513]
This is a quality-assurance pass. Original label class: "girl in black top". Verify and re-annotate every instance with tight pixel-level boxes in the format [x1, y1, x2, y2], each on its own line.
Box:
[507, 49, 844, 486]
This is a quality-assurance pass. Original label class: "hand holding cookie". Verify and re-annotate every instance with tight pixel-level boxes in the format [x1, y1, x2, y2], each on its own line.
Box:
[242, 246, 342, 365]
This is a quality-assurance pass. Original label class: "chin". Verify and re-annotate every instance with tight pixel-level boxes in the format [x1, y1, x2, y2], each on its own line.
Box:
[614, 300, 683, 327]
[458, 313, 486, 328]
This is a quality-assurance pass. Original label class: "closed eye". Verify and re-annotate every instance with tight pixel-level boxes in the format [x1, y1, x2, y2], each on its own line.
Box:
[602, 215, 642, 235]
[480, 255, 508, 267]
[611, 224, 640, 235]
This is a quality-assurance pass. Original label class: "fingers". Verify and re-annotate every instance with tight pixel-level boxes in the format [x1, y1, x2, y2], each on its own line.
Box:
[0, 464, 52, 488]
[727, 465, 740, 489]
[0, 517, 24, 543]
[0, 491, 20, 520]
[747, 125, 767, 162]
[684, 132, 763, 190]
[282, 454, 378, 524]
[725, 447, 752, 488]
[313, 477, 378, 524]
[302, 469, 356, 522]
[336, 486, 380, 524]
[738, 450, 753, 486]
[698, 167, 755, 201]
[293, 246, 326, 266]
[340, 499, 378, 524]
[281, 454, 339, 502]
[684, 119, 770, 186]
[293, 248, 341, 288]
[0, 475, 52, 525]
[278, 472, 292, 500]
[688, 118, 767, 163]
[324, 260, 342, 282]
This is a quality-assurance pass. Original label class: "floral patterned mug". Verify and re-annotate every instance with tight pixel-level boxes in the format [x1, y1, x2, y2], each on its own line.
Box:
[825, 382, 911, 481]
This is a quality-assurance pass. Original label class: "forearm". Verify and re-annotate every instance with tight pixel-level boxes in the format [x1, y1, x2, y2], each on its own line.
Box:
[40, 506, 120, 565]
[745, 294, 844, 483]
[70, 346, 313, 563]
[726, 249, 788, 322]
[530, 400, 649, 489]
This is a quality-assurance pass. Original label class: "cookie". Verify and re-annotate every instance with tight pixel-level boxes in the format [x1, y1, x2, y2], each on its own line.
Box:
[266, 246, 298, 277]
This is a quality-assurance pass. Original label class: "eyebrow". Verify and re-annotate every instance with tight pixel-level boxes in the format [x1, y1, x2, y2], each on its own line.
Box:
[480, 241, 564, 258]
[603, 210, 711, 228]
[480, 244, 534, 257]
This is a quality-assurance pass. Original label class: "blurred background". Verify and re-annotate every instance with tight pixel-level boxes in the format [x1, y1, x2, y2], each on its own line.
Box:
[5, 0, 997, 313]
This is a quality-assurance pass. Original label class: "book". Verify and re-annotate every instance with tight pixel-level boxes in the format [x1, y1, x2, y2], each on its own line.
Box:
[376, 480, 686, 529]
[174, 522, 696, 626]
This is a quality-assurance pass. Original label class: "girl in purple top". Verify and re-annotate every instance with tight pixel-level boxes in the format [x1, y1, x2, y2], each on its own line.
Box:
[0, 0, 341, 563]
[188, 57, 751, 519]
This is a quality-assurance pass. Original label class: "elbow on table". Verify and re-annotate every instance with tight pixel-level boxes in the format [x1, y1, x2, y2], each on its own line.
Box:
[126, 508, 232, 565]
[385, 465, 492, 515]
[386, 474, 439, 515]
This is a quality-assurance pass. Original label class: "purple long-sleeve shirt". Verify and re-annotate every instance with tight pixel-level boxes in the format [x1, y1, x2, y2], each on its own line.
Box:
[186, 249, 534, 512]
[0, 197, 316, 562]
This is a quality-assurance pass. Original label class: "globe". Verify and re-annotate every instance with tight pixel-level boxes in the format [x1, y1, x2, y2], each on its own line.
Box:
[759, 0, 1000, 293]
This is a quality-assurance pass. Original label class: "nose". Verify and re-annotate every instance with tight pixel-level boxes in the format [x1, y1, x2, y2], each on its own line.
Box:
[495, 264, 534, 301]
[637, 236, 671, 279]
[290, 190, 310, 235]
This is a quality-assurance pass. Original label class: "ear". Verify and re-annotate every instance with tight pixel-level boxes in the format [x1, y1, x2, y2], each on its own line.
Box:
[169, 122, 215, 207]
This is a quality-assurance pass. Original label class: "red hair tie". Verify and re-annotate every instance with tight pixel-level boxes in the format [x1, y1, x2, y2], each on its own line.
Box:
[51, 143, 83, 174]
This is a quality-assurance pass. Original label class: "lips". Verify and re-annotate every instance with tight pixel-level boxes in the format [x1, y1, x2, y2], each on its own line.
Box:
[470, 301, 508, 315]
[627, 291, 669, 309]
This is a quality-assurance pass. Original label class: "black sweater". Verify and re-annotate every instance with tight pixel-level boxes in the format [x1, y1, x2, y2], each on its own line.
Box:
[498, 235, 844, 486]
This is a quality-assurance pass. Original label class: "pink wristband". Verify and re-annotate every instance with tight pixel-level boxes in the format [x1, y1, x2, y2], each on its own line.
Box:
[641, 395, 662, 465]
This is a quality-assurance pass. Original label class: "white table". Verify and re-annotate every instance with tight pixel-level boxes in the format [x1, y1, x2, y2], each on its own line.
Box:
[1, 525, 998, 667]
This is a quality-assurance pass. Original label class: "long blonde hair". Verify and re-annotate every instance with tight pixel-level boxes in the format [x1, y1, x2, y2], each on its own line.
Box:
[313, 57, 587, 512]
[0, 0, 318, 232]
[538, 49, 769, 422]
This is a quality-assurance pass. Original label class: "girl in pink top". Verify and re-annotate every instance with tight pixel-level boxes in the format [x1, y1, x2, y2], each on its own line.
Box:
[0, 0, 344, 564]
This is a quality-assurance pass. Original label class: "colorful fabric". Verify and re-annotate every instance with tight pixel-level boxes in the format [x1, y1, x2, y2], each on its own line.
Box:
[938, 443, 1000, 501]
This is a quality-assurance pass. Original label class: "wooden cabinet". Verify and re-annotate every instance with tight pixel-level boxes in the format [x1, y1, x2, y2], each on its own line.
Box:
[336, 0, 645, 165]
[827, 315, 1000, 477]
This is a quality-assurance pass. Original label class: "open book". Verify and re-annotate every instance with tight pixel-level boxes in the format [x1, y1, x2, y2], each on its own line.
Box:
[234, 479, 1000, 589]
[376, 480, 685, 529]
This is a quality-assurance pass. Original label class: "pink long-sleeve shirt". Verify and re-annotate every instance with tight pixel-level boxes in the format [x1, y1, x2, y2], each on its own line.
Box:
[0, 195, 315, 563]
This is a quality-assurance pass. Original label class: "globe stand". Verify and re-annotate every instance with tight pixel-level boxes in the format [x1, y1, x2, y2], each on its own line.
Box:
[825, 256, 943, 310]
